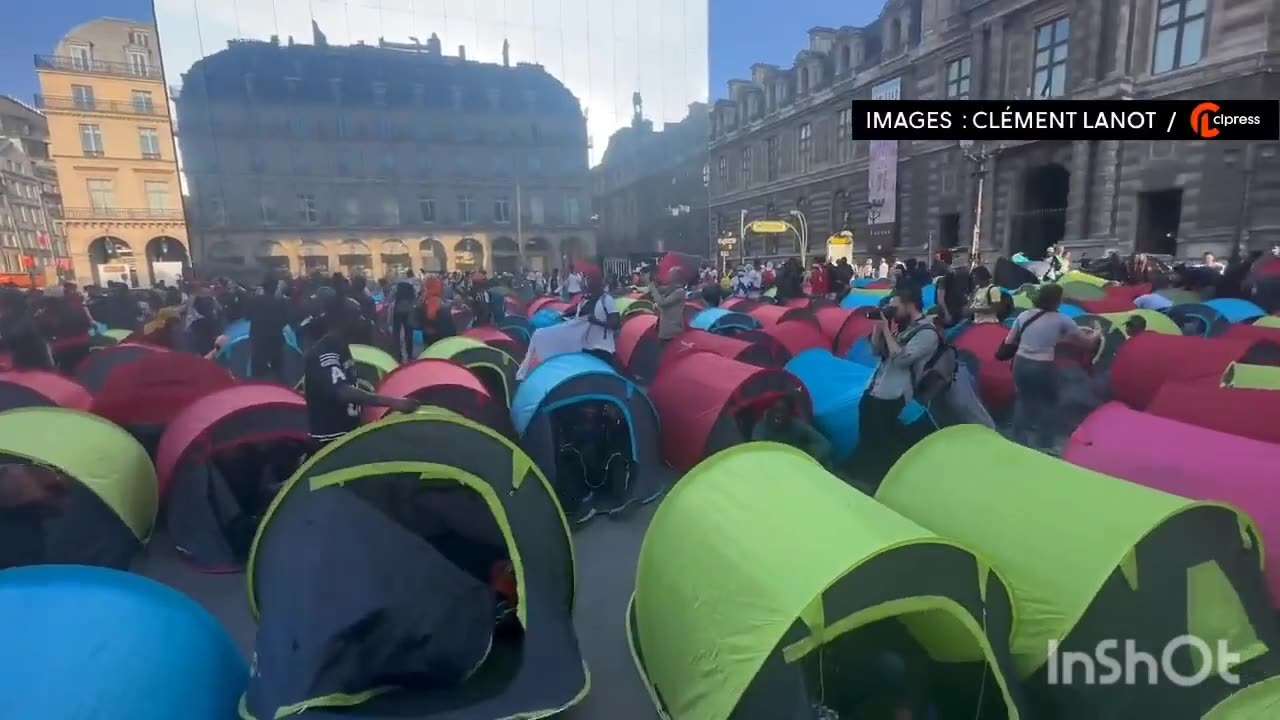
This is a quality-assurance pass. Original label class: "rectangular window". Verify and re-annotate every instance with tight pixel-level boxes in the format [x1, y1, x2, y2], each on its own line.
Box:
[70, 45, 92, 71]
[131, 90, 154, 114]
[129, 30, 149, 47]
[494, 196, 511, 223]
[797, 123, 813, 173]
[79, 124, 104, 156]
[1033, 18, 1070, 98]
[144, 181, 169, 211]
[297, 194, 317, 224]
[529, 195, 545, 225]
[718, 155, 728, 186]
[837, 108, 852, 162]
[418, 196, 436, 223]
[71, 85, 95, 110]
[766, 136, 780, 181]
[127, 50, 149, 77]
[138, 128, 161, 159]
[741, 146, 753, 186]
[564, 196, 580, 225]
[946, 56, 972, 99]
[86, 179, 115, 210]
[382, 198, 400, 225]
[259, 195, 277, 224]
[458, 196, 474, 224]
[1153, 0, 1206, 74]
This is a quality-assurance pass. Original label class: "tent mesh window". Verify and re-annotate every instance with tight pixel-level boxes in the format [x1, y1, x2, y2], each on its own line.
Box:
[549, 401, 635, 513]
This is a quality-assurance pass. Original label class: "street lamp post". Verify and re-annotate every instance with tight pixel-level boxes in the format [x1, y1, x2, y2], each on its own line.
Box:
[1224, 143, 1278, 261]
[788, 209, 809, 264]
[959, 140, 1002, 266]
[738, 208, 749, 264]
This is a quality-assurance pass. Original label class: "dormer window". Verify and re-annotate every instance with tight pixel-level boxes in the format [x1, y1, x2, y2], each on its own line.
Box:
[840, 45, 852, 73]
[799, 67, 810, 94]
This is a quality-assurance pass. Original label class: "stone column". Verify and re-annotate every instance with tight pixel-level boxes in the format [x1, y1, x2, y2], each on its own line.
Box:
[1065, 140, 1092, 243]
[1085, 139, 1123, 248]
[368, 239, 384, 280]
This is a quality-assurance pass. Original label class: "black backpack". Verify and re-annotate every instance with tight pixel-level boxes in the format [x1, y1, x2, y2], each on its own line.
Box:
[899, 322, 957, 406]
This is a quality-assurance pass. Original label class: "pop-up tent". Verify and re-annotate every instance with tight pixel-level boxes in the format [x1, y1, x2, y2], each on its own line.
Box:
[242, 411, 587, 720]
[619, 297, 656, 318]
[1066, 402, 1280, 608]
[91, 352, 236, 457]
[531, 307, 565, 330]
[348, 344, 400, 390]
[1222, 362, 1280, 390]
[0, 370, 92, 413]
[497, 314, 533, 345]
[952, 323, 1018, 414]
[747, 304, 817, 328]
[512, 352, 664, 516]
[749, 321, 829, 357]
[75, 342, 166, 393]
[420, 336, 520, 407]
[1206, 298, 1267, 324]
[525, 296, 560, 318]
[1225, 323, 1280, 344]
[462, 325, 527, 361]
[365, 359, 511, 433]
[617, 314, 663, 383]
[0, 565, 246, 720]
[784, 349, 928, 464]
[1110, 333, 1280, 409]
[689, 307, 762, 335]
[720, 297, 760, 313]
[628, 442, 1025, 720]
[840, 288, 891, 310]
[0, 407, 156, 569]
[659, 330, 787, 373]
[153, 384, 310, 571]
[1149, 382, 1280, 445]
[878, 425, 1280, 719]
[650, 352, 811, 471]
[1168, 303, 1232, 337]
[1257, 315, 1280, 329]
[217, 321, 304, 386]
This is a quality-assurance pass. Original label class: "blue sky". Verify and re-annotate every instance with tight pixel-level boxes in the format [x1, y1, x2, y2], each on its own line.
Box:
[2, 0, 879, 130]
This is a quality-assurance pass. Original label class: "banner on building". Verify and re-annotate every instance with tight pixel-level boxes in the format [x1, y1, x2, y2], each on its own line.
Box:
[868, 77, 901, 226]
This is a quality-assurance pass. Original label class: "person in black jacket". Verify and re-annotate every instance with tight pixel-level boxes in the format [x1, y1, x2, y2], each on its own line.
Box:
[248, 274, 291, 382]
[390, 271, 417, 362]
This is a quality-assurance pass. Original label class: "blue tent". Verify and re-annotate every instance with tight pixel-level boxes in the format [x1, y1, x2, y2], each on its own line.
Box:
[846, 336, 879, 366]
[1060, 303, 1086, 318]
[217, 319, 303, 384]
[222, 318, 299, 348]
[531, 308, 565, 330]
[689, 307, 760, 334]
[511, 352, 664, 514]
[1205, 298, 1266, 324]
[839, 292, 887, 310]
[0, 565, 246, 720]
[784, 349, 926, 462]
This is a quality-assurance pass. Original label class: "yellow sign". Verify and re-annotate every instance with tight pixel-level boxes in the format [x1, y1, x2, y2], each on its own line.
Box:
[828, 233, 853, 246]
[748, 220, 791, 234]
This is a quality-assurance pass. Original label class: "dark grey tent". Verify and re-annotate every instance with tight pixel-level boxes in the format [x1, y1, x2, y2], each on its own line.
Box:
[511, 353, 665, 520]
[242, 411, 586, 720]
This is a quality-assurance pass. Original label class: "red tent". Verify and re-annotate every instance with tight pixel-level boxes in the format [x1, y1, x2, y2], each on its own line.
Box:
[952, 323, 1018, 414]
[682, 301, 703, 324]
[462, 326, 527, 361]
[365, 359, 508, 433]
[1075, 292, 1137, 314]
[748, 304, 817, 328]
[91, 353, 236, 454]
[649, 352, 811, 471]
[526, 297, 559, 318]
[815, 308, 877, 359]
[1148, 383, 1280, 446]
[616, 314, 662, 383]
[751, 321, 830, 357]
[659, 330, 787, 372]
[1224, 324, 1280, 344]
[1110, 333, 1280, 410]
[75, 343, 167, 394]
[655, 252, 699, 285]
[784, 297, 811, 309]
[720, 297, 759, 313]
[0, 370, 93, 413]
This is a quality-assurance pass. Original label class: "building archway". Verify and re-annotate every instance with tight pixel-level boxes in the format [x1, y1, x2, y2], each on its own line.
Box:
[419, 237, 447, 273]
[455, 237, 485, 273]
[298, 241, 329, 275]
[255, 241, 292, 275]
[88, 236, 137, 287]
[338, 239, 372, 278]
[146, 236, 188, 287]
[1011, 163, 1071, 258]
[205, 241, 245, 280]
[524, 236, 551, 273]
[492, 236, 519, 275]
[380, 239, 411, 279]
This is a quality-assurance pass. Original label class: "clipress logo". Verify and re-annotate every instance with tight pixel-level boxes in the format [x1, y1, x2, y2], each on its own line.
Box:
[1047, 637, 1241, 687]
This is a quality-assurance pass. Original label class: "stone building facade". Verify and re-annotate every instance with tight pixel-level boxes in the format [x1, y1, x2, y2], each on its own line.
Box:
[177, 30, 594, 280]
[0, 96, 72, 281]
[708, 0, 1280, 265]
[592, 101, 711, 265]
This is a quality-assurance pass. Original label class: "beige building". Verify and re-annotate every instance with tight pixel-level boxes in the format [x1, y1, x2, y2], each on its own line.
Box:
[709, 0, 1280, 264]
[177, 29, 594, 280]
[35, 17, 189, 287]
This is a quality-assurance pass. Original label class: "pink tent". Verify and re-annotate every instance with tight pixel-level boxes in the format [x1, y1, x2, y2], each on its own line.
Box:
[1065, 402, 1280, 607]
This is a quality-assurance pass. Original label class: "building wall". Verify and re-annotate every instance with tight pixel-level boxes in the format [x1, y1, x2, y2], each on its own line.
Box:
[708, 0, 1280, 265]
[0, 96, 71, 278]
[36, 18, 189, 287]
[178, 38, 594, 279]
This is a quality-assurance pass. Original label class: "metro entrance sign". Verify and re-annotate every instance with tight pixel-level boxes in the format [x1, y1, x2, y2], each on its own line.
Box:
[748, 220, 791, 234]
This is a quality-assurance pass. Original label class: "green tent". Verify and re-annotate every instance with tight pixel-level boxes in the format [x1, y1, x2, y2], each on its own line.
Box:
[877, 425, 1280, 719]
[1255, 315, 1280, 330]
[350, 344, 400, 388]
[1158, 288, 1202, 305]
[1012, 292, 1034, 310]
[1222, 363, 1280, 390]
[628, 442, 1025, 720]
[104, 328, 132, 342]
[1058, 270, 1112, 288]
[1058, 281, 1108, 301]
[1099, 309, 1182, 336]
[419, 336, 519, 407]
[0, 407, 156, 568]
[618, 297, 655, 318]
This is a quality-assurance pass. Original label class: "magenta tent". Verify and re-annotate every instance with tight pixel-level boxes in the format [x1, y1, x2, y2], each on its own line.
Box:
[1065, 402, 1280, 607]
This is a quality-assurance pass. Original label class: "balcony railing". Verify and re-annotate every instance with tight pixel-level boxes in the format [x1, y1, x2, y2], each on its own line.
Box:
[35, 95, 163, 116]
[63, 207, 185, 221]
[34, 54, 164, 80]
